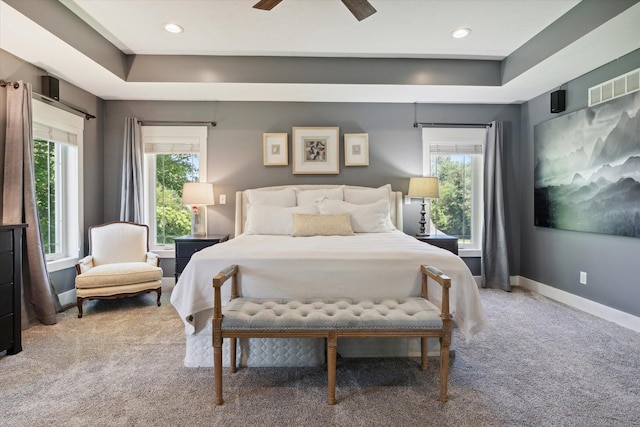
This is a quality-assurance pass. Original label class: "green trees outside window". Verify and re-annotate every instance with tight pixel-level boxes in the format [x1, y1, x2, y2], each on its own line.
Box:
[33, 138, 58, 255]
[155, 154, 198, 244]
[430, 155, 473, 243]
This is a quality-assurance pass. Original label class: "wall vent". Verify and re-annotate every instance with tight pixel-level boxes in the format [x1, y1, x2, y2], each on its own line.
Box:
[588, 67, 640, 106]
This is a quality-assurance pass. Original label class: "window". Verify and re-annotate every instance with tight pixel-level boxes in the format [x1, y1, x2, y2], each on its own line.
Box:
[142, 126, 208, 252]
[32, 99, 84, 271]
[423, 127, 485, 255]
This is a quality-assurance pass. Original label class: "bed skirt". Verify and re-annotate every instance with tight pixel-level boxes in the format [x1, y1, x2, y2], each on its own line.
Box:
[183, 321, 445, 367]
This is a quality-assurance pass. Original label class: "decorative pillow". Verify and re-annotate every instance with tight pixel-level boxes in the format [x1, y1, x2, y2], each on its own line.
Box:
[245, 188, 297, 207]
[344, 184, 392, 205]
[296, 187, 344, 206]
[291, 214, 354, 237]
[245, 204, 317, 235]
[316, 198, 394, 233]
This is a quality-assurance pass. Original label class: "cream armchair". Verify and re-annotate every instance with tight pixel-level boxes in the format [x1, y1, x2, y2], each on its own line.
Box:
[75, 222, 162, 318]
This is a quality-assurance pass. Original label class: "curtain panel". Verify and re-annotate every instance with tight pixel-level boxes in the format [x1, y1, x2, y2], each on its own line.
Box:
[120, 117, 144, 223]
[2, 81, 58, 326]
[482, 121, 511, 291]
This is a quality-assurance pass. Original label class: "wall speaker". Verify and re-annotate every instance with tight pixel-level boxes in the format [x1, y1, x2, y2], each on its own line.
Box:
[550, 89, 566, 113]
[42, 76, 59, 101]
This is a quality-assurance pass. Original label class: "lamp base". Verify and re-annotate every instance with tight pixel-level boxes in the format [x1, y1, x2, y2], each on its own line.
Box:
[191, 210, 205, 236]
[415, 232, 431, 238]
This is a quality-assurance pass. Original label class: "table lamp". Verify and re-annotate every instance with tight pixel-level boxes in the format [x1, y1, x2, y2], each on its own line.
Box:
[408, 177, 439, 237]
[182, 182, 215, 236]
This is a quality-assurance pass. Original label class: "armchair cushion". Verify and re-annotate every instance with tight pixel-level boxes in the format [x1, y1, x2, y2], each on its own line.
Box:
[75, 262, 162, 289]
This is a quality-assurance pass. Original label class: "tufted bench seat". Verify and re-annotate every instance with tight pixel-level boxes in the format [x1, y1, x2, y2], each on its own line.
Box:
[212, 265, 452, 405]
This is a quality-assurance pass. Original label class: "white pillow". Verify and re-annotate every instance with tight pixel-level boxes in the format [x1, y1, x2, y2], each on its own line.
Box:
[316, 198, 394, 233]
[245, 188, 296, 207]
[296, 187, 344, 206]
[245, 205, 317, 235]
[344, 184, 392, 205]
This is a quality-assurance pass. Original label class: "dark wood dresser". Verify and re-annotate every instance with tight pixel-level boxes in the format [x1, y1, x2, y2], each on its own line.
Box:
[0, 224, 27, 355]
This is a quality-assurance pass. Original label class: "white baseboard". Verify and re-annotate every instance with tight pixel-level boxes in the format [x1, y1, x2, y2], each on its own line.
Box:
[162, 277, 176, 287]
[515, 276, 640, 333]
[58, 288, 76, 308]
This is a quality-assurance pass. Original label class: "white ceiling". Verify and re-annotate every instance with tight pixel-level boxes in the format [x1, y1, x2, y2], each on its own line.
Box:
[2, 0, 640, 103]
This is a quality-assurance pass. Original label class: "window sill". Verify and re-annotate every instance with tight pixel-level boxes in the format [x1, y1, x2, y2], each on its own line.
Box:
[459, 249, 481, 257]
[151, 249, 175, 259]
[47, 256, 80, 272]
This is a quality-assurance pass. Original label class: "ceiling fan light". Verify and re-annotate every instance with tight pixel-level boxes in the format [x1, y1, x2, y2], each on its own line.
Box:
[164, 23, 184, 34]
[451, 28, 471, 39]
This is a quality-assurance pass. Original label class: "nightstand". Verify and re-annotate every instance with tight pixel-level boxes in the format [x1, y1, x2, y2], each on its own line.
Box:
[174, 234, 230, 281]
[415, 235, 459, 255]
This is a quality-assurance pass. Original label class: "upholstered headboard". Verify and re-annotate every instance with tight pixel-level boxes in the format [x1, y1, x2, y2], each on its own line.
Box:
[234, 184, 403, 236]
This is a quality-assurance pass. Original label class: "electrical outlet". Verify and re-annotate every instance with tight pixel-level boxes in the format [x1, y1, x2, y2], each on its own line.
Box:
[219, 194, 226, 205]
[404, 195, 411, 205]
[579, 271, 587, 285]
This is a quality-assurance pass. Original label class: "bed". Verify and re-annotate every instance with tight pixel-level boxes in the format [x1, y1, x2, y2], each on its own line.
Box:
[170, 184, 487, 367]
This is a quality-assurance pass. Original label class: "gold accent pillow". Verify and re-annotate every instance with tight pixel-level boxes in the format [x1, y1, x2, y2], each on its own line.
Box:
[291, 214, 354, 237]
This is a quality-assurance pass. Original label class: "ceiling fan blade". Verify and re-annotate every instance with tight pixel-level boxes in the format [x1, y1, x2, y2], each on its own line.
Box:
[253, 0, 283, 11]
[341, 0, 377, 21]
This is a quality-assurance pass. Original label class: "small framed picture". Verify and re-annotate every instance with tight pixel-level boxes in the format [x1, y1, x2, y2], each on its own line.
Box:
[344, 133, 369, 166]
[263, 133, 288, 166]
[292, 127, 340, 174]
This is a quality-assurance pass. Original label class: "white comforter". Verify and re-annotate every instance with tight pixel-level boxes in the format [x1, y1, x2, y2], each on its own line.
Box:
[170, 230, 487, 340]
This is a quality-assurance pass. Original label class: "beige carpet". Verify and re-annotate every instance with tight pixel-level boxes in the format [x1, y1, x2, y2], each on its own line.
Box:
[1, 284, 639, 426]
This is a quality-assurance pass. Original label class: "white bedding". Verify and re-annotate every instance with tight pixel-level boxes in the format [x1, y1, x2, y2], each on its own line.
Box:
[170, 230, 487, 341]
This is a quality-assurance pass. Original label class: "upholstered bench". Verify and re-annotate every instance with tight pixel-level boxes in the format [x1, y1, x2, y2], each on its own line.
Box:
[212, 265, 452, 405]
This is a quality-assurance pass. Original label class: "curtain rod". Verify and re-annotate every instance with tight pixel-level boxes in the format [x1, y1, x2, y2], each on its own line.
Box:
[413, 122, 492, 128]
[2, 81, 96, 120]
[138, 120, 217, 127]
[33, 92, 96, 120]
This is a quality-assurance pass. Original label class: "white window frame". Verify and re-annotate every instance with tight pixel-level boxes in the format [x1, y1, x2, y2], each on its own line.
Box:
[422, 127, 485, 257]
[142, 126, 208, 257]
[32, 99, 84, 272]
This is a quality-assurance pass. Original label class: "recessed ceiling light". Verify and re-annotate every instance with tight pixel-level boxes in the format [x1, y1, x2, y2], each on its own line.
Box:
[164, 23, 184, 34]
[451, 28, 471, 39]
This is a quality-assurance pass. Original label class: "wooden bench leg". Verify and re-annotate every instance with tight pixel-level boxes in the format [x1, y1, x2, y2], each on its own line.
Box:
[439, 337, 449, 403]
[327, 332, 337, 405]
[230, 338, 237, 373]
[214, 338, 223, 405]
[421, 337, 428, 371]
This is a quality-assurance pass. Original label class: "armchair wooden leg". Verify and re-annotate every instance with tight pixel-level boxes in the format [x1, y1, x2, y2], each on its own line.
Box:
[77, 297, 84, 318]
[156, 288, 162, 306]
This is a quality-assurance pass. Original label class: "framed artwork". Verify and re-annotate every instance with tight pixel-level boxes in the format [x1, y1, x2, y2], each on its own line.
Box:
[292, 127, 340, 174]
[344, 133, 369, 166]
[534, 90, 640, 238]
[263, 133, 288, 166]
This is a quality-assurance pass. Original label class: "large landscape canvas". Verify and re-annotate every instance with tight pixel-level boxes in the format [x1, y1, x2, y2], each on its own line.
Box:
[534, 91, 640, 238]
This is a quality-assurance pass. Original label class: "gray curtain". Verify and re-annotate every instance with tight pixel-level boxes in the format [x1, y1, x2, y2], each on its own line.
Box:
[120, 117, 144, 223]
[482, 121, 511, 291]
[2, 81, 58, 327]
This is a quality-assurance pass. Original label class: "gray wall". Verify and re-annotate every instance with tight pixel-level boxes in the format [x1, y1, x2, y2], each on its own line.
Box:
[104, 101, 522, 276]
[0, 49, 104, 294]
[519, 48, 640, 317]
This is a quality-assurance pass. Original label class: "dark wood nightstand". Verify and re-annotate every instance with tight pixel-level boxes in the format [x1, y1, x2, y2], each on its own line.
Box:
[415, 235, 459, 255]
[174, 234, 230, 281]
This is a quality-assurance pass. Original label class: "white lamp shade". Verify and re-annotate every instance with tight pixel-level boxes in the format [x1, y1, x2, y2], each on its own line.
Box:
[408, 177, 439, 198]
[182, 182, 215, 205]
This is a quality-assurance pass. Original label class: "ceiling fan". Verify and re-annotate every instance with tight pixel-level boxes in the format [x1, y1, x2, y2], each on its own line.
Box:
[253, 0, 377, 21]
